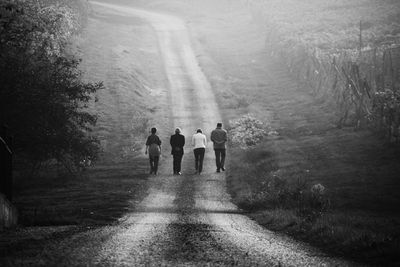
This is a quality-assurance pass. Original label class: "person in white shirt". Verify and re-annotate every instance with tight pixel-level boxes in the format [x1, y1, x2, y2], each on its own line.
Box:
[191, 128, 207, 174]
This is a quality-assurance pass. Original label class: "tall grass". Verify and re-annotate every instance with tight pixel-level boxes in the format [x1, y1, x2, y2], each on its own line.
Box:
[14, 162, 148, 226]
[252, 208, 400, 264]
[227, 142, 400, 265]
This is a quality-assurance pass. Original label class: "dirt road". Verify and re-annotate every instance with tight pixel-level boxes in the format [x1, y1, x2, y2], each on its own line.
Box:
[15, 2, 355, 266]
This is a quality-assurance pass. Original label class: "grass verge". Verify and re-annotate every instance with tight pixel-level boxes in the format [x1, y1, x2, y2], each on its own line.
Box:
[251, 209, 400, 265]
[13, 162, 148, 226]
[226, 139, 400, 266]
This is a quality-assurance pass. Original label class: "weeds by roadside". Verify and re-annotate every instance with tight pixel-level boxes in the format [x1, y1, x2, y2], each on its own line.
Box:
[227, 139, 400, 265]
[13, 162, 148, 227]
[251, 209, 400, 265]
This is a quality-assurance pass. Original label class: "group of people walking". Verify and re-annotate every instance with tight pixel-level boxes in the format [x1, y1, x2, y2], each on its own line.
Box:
[145, 123, 227, 175]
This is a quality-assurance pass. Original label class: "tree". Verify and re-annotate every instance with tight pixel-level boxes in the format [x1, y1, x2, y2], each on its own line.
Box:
[0, 0, 103, 172]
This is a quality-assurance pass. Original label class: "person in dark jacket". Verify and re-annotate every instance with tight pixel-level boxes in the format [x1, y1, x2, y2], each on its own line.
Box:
[210, 122, 227, 172]
[170, 127, 185, 175]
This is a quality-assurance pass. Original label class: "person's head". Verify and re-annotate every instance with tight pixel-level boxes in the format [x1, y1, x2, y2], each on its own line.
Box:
[217, 122, 222, 128]
[196, 128, 202, 133]
[151, 127, 157, 134]
[175, 127, 181, 134]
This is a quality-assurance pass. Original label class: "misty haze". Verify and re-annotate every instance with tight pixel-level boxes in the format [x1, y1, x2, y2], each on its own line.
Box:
[1, 0, 400, 266]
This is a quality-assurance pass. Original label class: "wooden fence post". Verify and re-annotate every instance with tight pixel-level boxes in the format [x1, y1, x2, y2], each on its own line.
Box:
[359, 20, 362, 59]
[389, 50, 395, 91]
[0, 126, 12, 201]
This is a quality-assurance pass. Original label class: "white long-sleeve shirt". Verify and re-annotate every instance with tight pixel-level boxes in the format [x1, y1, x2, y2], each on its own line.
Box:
[191, 133, 207, 149]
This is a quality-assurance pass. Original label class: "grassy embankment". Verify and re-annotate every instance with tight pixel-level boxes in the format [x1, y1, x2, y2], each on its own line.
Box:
[12, 0, 167, 227]
[148, 0, 400, 265]
[241, 2, 400, 265]
[225, 1, 400, 265]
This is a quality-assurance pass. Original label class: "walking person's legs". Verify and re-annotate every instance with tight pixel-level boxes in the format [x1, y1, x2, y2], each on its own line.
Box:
[177, 154, 182, 173]
[173, 155, 178, 174]
[198, 148, 205, 173]
[214, 149, 221, 172]
[220, 149, 226, 171]
[194, 149, 200, 173]
[153, 156, 159, 175]
[149, 156, 155, 174]
[173, 154, 182, 174]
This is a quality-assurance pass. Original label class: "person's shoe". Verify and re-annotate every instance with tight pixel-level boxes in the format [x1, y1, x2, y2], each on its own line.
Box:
[216, 169, 220, 173]
[178, 172, 182, 175]
[221, 167, 225, 171]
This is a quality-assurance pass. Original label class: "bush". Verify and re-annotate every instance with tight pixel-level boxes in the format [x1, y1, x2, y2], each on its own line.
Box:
[234, 165, 330, 219]
[229, 114, 267, 149]
[0, 0, 103, 172]
[371, 89, 400, 140]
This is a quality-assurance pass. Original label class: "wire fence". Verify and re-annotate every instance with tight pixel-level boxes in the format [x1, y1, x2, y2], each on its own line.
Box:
[245, 1, 400, 141]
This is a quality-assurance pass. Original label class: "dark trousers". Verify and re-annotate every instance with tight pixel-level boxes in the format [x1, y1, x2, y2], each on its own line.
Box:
[173, 154, 183, 173]
[194, 148, 205, 173]
[214, 148, 226, 170]
[149, 156, 159, 174]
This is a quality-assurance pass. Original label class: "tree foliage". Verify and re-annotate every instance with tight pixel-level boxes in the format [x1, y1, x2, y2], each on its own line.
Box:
[0, 0, 103, 171]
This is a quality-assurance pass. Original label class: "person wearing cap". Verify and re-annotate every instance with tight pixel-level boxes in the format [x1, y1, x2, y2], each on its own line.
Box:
[170, 127, 185, 175]
[191, 128, 207, 174]
[211, 122, 227, 172]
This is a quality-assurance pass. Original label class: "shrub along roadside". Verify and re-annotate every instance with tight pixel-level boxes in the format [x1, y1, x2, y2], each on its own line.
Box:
[226, 142, 400, 265]
[251, 209, 400, 265]
[0, 0, 103, 173]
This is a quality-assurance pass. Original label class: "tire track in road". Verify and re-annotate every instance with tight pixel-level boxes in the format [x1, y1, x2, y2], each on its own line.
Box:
[88, 2, 356, 266]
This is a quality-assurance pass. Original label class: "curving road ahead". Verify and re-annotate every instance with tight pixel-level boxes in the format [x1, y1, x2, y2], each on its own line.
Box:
[48, 2, 356, 266]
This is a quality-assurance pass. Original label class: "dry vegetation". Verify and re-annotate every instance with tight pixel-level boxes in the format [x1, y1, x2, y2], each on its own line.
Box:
[248, 0, 400, 138]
